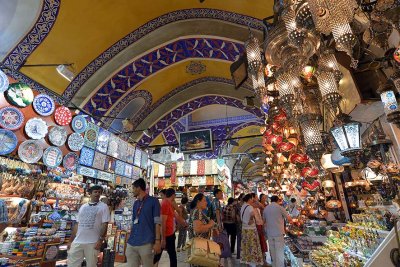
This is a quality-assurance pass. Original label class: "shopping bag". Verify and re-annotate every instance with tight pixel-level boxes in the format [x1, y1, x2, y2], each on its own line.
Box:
[212, 231, 232, 258]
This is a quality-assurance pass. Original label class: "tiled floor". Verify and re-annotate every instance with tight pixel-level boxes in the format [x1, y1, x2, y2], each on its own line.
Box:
[115, 251, 246, 266]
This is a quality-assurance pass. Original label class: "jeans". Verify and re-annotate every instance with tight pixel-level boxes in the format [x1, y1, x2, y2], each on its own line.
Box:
[268, 235, 285, 267]
[126, 243, 154, 267]
[223, 222, 237, 253]
[153, 234, 177, 267]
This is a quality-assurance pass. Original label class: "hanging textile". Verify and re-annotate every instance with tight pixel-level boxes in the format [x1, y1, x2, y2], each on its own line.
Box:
[164, 163, 171, 177]
[153, 163, 159, 178]
[185, 177, 192, 185]
[204, 160, 213, 175]
[211, 159, 219, 174]
[178, 177, 186, 187]
[158, 164, 165, 177]
[198, 176, 206, 186]
[165, 178, 171, 188]
[206, 176, 214, 186]
[197, 160, 205, 176]
[170, 163, 177, 184]
[158, 178, 166, 188]
[183, 161, 191, 176]
[176, 161, 184, 176]
[190, 160, 198, 176]
[214, 176, 220, 185]
[192, 176, 199, 186]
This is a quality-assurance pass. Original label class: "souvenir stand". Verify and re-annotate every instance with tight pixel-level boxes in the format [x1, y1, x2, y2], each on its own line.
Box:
[0, 73, 149, 266]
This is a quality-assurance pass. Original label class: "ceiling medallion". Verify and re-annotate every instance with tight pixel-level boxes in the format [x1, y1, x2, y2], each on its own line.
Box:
[186, 61, 206, 75]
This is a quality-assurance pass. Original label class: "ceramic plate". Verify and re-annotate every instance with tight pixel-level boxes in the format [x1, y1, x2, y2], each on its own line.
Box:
[18, 140, 43, 163]
[71, 115, 88, 133]
[54, 106, 72, 126]
[63, 152, 78, 171]
[0, 106, 25, 130]
[67, 133, 84, 151]
[33, 94, 55, 116]
[48, 126, 68, 146]
[43, 146, 63, 168]
[5, 83, 34, 107]
[0, 70, 9, 93]
[25, 118, 48, 139]
[0, 129, 18, 155]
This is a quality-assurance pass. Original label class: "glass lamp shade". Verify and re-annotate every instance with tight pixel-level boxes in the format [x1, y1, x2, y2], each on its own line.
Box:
[380, 90, 398, 115]
[331, 148, 351, 166]
[251, 72, 266, 96]
[322, 180, 335, 188]
[276, 72, 300, 97]
[330, 122, 362, 154]
[320, 153, 342, 173]
[317, 71, 341, 108]
[245, 34, 263, 75]
[360, 167, 377, 180]
[301, 119, 323, 147]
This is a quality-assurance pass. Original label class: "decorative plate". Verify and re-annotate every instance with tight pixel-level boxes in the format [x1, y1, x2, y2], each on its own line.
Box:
[0, 129, 18, 155]
[96, 128, 110, 153]
[84, 123, 99, 149]
[5, 83, 34, 108]
[25, 118, 48, 139]
[32, 94, 55, 116]
[0, 106, 25, 130]
[0, 70, 9, 93]
[67, 133, 84, 151]
[79, 146, 95, 167]
[18, 140, 43, 164]
[71, 115, 88, 133]
[43, 146, 63, 168]
[63, 152, 78, 171]
[48, 126, 68, 146]
[54, 106, 72, 126]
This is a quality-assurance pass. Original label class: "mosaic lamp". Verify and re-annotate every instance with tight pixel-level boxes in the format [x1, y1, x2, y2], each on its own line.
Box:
[245, 33, 263, 75]
[318, 50, 343, 82]
[330, 121, 362, 158]
[378, 82, 400, 128]
[299, 114, 325, 162]
[276, 72, 300, 117]
[316, 71, 342, 110]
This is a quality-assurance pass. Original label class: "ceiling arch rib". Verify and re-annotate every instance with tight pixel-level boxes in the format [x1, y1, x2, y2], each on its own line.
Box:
[82, 37, 245, 119]
[64, 8, 264, 102]
[137, 95, 263, 146]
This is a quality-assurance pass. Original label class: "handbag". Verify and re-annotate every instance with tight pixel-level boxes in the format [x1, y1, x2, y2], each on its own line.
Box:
[186, 211, 221, 266]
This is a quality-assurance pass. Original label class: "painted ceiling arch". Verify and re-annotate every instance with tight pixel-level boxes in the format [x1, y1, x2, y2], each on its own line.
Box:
[81, 36, 245, 118]
[137, 95, 263, 146]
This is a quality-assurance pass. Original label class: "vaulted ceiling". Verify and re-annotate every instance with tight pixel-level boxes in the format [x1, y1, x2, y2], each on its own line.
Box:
[1, 0, 275, 177]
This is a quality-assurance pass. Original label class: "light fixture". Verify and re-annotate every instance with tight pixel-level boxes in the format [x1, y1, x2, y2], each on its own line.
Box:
[245, 32, 263, 75]
[299, 114, 325, 162]
[56, 64, 74, 81]
[321, 153, 343, 173]
[330, 120, 362, 158]
[318, 50, 343, 82]
[316, 71, 342, 110]
[251, 71, 266, 98]
[282, 5, 306, 47]
[378, 82, 400, 128]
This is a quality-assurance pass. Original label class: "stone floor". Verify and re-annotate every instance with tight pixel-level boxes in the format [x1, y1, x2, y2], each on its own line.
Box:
[114, 251, 246, 266]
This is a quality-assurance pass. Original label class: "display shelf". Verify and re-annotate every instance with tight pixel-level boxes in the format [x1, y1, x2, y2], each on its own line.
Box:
[345, 224, 390, 236]
[364, 224, 398, 267]
[344, 249, 368, 262]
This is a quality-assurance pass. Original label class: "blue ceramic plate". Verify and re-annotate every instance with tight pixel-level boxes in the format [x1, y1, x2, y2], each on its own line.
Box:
[71, 115, 88, 134]
[33, 94, 55, 116]
[0, 70, 9, 93]
[0, 106, 24, 130]
[43, 146, 63, 168]
[0, 129, 17, 155]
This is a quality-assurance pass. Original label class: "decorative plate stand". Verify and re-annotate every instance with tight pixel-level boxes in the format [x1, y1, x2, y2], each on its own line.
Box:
[25, 118, 48, 140]
[48, 126, 68, 146]
[54, 106, 72, 126]
[18, 140, 43, 164]
[71, 115, 88, 133]
[43, 146, 63, 168]
[67, 133, 84, 151]
[32, 94, 55, 116]
[0, 106, 25, 130]
[0, 129, 18, 155]
[5, 83, 34, 107]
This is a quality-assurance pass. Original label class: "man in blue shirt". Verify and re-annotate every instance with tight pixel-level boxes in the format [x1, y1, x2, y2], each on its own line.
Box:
[126, 179, 162, 267]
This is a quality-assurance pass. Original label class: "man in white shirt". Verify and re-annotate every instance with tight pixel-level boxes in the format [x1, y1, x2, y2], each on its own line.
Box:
[68, 185, 111, 267]
[263, 195, 292, 267]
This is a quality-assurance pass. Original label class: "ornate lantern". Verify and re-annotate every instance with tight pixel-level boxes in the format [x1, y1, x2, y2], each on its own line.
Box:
[245, 33, 263, 75]
[330, 121, 362, 158]
[316, 71, 342, 110]
[378, 82, 400, 128]
[318, 50, 343, 82]
[276, 72, 301, 116]
[299, 114, 325, 162]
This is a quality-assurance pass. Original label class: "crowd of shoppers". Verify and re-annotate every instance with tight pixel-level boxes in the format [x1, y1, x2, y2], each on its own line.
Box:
[68, 180, 295, 267]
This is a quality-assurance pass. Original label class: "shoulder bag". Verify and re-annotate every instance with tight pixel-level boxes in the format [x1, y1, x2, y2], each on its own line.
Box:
[186, 210, 221, 267]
